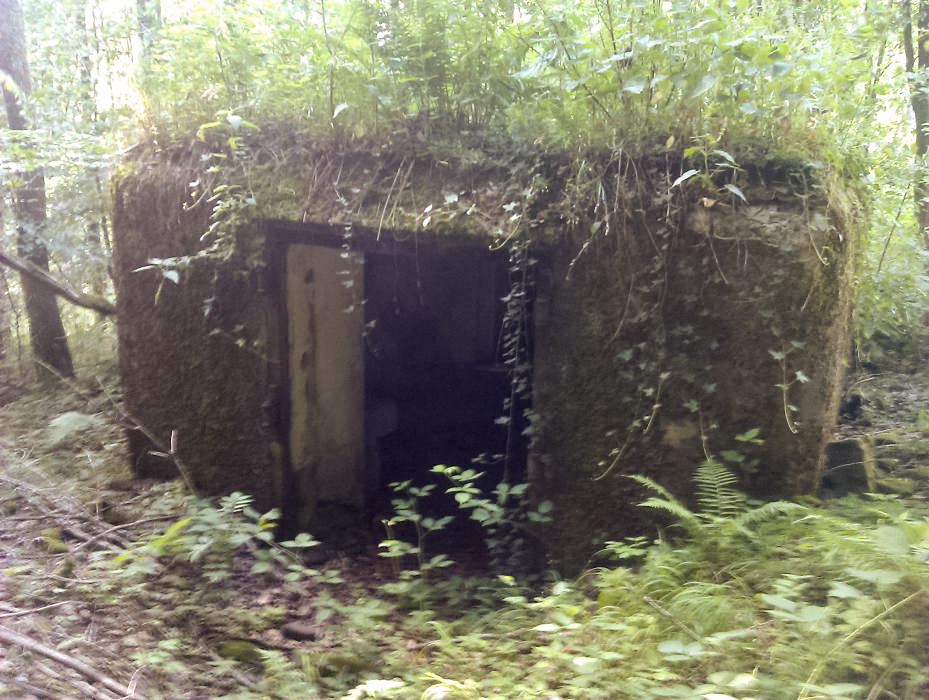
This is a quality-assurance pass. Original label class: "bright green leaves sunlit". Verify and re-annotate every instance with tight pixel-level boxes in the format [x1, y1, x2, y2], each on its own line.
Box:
[123, 0, 894, 152]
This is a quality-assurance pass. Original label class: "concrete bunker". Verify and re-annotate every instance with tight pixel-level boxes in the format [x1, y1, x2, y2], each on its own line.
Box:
[112, 139, 862, 573]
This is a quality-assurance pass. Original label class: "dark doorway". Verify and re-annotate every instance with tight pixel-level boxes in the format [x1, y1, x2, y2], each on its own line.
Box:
[362, 243, 518, 507]
[268, 222, 531, 535]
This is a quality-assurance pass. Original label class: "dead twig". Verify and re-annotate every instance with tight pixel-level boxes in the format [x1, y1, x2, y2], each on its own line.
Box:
[70, 514, 178, 553]
[95, 380, 199, 496]
[0, 600, 73, 619]
[0, 473, 130, 549]
[0, 623, 148, 699]
[147, 429, 197, 495]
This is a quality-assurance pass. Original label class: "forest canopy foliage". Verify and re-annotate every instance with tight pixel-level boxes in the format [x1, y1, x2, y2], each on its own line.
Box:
[136, 0, 893, 156]
[0, 0, 925, 366]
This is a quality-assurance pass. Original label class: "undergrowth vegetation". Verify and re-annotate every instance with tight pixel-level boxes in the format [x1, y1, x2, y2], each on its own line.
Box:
[135, 468, 929, 699]
[94, 468, 929, 698]
[4, 396, 928, 698]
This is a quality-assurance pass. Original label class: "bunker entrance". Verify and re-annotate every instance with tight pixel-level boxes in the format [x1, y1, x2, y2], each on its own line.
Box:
[274, 224, 528, 533]
[363, 245, 517, 506]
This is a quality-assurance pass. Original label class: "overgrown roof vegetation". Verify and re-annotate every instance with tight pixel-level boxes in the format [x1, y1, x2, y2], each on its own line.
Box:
[139, 0, 882, 156]
[124, 0, 923, 355]
[2, 0, 927, 353]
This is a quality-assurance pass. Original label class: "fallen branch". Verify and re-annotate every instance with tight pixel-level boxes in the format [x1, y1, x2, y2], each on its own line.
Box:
[6, 675, 62, 699]
[0, 624, 148, 699]
[0, 601, 73, 619]
[70, 515, 178, 553]
[0, 249, 116, 315]
[0, 474, 130, 549]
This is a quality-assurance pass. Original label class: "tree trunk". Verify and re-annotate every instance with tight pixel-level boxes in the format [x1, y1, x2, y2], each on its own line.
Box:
[903, 0, 929, 247]
[0, 0, 74, 379]
[137, 0, 161, 54]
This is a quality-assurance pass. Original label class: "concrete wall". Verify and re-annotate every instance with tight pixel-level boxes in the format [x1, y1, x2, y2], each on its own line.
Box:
[112, 166, 279, 511]
[530, 193, 858, 573]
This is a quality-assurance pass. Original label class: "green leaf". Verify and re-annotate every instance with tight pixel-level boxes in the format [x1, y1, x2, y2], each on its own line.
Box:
[828, 581, 863, 599]
[761, 593, 797, 611]
[46, 412, 103, 445]
[251, 560, 273, 574]
[533, 623, 560, 633]
[689, 73, 717, 97]
[671, 169, 699, 188]
[875, 525, 910, 555]
[846, 567, 904, 585]
[723, 183, 747, 203]
[621, 77, 646, 94]
[195, 120, 223, 140]
[796, 604, 829, 622]
[768, 59, 791, 77]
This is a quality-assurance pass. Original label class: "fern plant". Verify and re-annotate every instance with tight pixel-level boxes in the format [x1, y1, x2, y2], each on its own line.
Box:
[629, 456, 803, 544]
[600, 449, 929, 698]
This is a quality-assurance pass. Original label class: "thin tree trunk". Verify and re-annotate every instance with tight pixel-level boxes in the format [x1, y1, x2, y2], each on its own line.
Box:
[137, 0, 161, 55]
[903, 0, 929, 247]
[0, 0, 74, 379]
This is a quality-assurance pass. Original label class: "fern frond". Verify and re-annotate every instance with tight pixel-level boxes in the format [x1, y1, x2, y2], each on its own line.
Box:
[628, 474, 684, 504]
[639, 496, 703, 524]
[218, 491, 253, 514]
[735, 500, 805, 530]
[694, 458, 745, 519]
[628, 475, 702, 531]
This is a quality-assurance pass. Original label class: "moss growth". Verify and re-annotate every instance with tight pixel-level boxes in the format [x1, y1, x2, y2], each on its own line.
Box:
[530, 158, 860, 572]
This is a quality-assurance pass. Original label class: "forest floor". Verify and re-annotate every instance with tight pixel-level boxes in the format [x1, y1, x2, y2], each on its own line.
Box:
[0, 351, 928, 699]
[0, 362, 415, 699]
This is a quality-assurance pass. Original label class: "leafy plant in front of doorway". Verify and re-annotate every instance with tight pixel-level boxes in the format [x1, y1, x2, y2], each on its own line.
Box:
[379, 464, 552, 597]
[379, 479, 455, 583]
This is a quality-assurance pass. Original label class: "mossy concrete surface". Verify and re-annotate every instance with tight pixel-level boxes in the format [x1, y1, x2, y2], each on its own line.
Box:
[530, 173, 860, 572]
[112, 157, 281, 512]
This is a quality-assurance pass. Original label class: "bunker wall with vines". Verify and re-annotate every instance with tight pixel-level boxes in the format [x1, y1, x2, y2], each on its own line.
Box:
[112, 134, 861, 571]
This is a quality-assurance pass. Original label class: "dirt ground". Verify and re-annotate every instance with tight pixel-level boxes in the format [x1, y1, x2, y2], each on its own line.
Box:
[1, 356, 928, 698]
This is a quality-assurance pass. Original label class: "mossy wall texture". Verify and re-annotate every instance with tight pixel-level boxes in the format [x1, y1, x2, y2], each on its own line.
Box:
[111, 158, 280, 511]
[530, 180, 859, 573]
